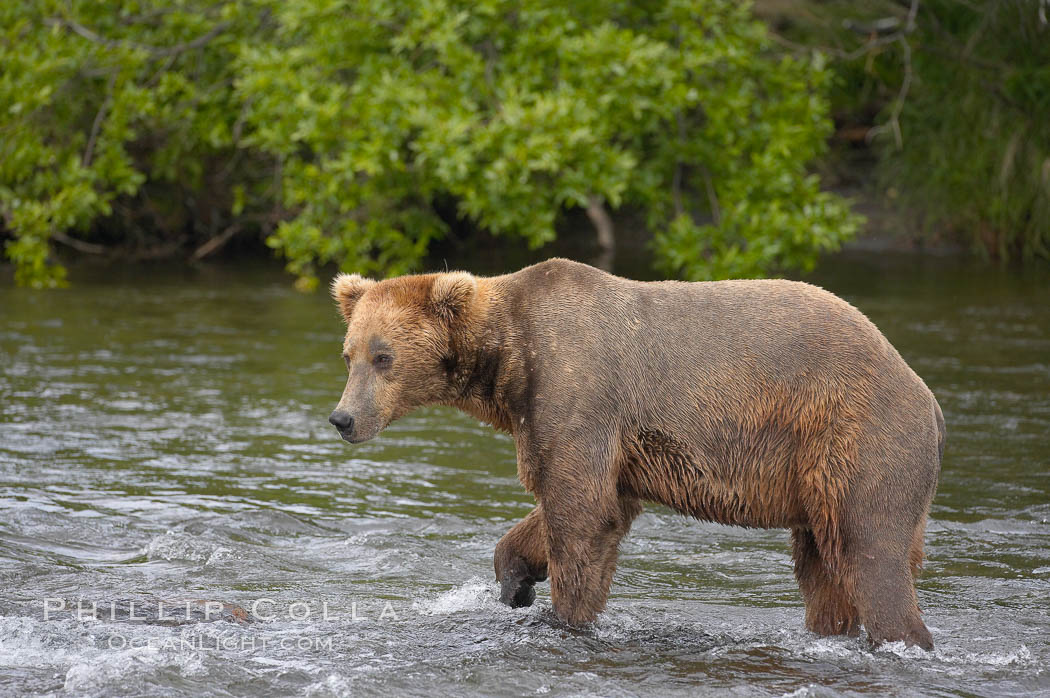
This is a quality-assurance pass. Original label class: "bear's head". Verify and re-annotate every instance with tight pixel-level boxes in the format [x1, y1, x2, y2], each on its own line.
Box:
[328, 270, 478, 443]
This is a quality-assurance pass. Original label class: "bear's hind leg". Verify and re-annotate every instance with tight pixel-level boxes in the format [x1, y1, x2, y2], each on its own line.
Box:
[846, 519, 933, 650]
[792, 528, 859, 637]
[494, 505, 549, 608]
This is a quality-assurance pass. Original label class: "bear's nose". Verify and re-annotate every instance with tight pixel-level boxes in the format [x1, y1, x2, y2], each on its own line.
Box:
[329, 410, 353, 431]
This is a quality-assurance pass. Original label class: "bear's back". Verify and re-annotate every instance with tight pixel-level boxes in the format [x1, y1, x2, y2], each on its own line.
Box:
[504, 259, 900, 387]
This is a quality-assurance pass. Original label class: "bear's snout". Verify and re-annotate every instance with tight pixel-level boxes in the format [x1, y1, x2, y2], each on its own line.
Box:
[329, 409, 354, 435]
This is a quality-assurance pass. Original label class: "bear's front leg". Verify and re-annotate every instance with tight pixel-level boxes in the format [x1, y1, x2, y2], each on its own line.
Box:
[494, 505, 549, 608]
[543, 490, 642, 626]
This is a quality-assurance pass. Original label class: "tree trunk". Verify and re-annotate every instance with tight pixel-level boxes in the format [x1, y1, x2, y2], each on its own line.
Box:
[586, 195, 615, 271]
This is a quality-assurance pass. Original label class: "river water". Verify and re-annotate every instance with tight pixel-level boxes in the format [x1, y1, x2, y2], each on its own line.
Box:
[1, 253, 1048, 697]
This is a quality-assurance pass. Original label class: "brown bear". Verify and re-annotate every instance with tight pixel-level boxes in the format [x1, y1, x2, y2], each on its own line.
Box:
[328, 258, 945, 649]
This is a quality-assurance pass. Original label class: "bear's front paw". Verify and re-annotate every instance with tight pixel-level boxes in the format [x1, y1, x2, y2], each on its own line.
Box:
[496, 556, 538, 608]
[500, 575, 537, 608]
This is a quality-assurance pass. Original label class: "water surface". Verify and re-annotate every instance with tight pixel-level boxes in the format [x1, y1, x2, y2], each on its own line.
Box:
[1, 254, 1048, 696]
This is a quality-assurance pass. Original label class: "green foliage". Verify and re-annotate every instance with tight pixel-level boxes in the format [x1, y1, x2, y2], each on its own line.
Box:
[770, 0, 1050, 261]
[880, 0, 1050, 261]
[1, 1, 248, 287]
[1, 0, 857, 288]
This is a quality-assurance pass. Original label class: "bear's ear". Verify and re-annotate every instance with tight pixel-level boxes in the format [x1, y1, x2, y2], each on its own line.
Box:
[428, 271, 477, 321]
[331, 273, 377, 323]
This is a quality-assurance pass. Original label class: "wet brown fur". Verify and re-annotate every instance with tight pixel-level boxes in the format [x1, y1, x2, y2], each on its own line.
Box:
[330, 259, 945, 649]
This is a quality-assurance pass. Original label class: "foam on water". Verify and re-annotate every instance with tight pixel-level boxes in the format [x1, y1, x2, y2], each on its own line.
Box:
[0, 615, 96, 669]
[146, 531, 218, 563]
[412, 577, 509, 616]
[63, 643, 206, 694]
[0, 613, 209, 695]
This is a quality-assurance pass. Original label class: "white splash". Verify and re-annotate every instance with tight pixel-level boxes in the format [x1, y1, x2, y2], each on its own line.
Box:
[412, 577, 504, 616]
[146, 531, 215, 563]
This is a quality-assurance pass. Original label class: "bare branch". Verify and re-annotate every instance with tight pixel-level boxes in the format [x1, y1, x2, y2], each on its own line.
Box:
[772, 0, 920, 63]
[700, 166, 721, 226]
[82, 75, 116, 168]
[770, 24, 905, 62]
[585, 196, 615, 271]
[906, 0, 920, 31]
[51, 231, 107, 255]
[191, 223, 242, 261]
[48, 17, 230, 58]
[868, 23, 914, 149]
[843, 16, 902, 36]
[859, 0, 919, 150]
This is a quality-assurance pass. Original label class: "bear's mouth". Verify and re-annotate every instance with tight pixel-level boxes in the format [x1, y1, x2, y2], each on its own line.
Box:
[332, 413, 388, 444]
[336, 424, 385, 444]
[337, 430, 368, 444]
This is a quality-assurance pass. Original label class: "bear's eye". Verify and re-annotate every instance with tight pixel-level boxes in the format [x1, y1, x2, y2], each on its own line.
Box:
[373, 354, 393, 370]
